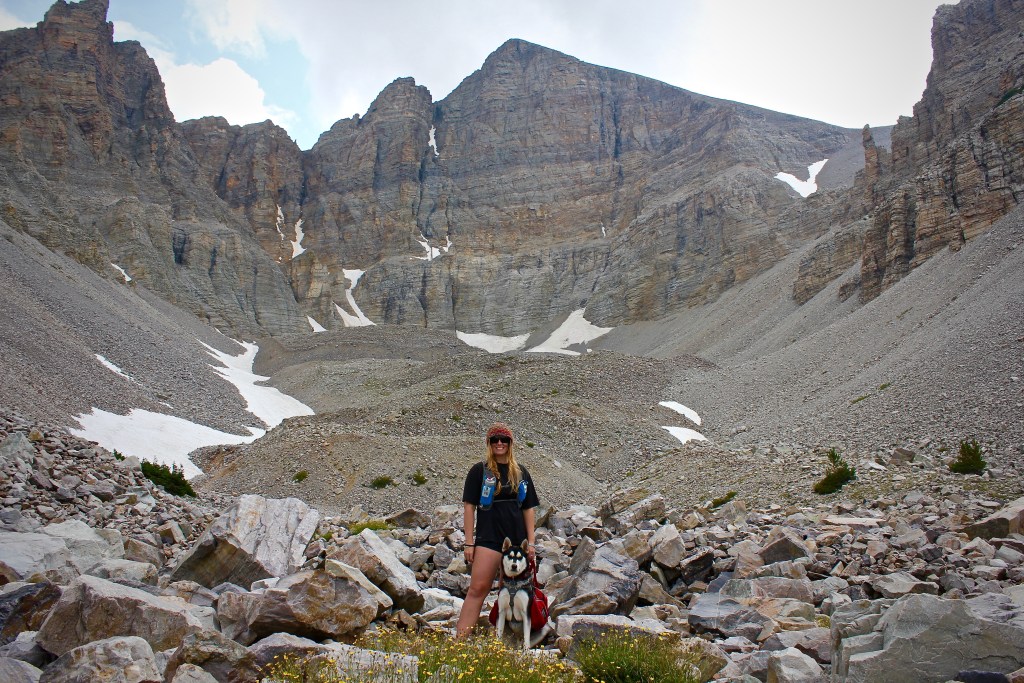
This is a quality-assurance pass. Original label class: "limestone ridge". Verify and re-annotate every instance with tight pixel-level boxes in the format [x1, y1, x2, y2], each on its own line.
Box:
[857, 0, 1024, 301]
[186, 37, 853, 335]
[4, 0, 1021, 337]
[0, 0, 308, 336]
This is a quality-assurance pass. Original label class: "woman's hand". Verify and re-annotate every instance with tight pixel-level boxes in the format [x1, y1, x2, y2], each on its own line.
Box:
[526, 543, 536, 564]
[464, 545, 475, 565]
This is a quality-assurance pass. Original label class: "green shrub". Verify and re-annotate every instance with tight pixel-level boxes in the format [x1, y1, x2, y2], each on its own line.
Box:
[711, 491, 737, 508]
[371, 475, 395, 489]
[526, 441, 535, 448]
[412, 469, 427, 486]
[950, 439, 986, 474]
[348, 519, 392, 535]
[851, 395, 869, 404]
[293, 470, 308, 483]
[112, 450, 125, 461]
[140, 460, 196, 497]
[878, 382, 891, 390]
[813, 448, 856, 495]
[572, 628, 700, 683]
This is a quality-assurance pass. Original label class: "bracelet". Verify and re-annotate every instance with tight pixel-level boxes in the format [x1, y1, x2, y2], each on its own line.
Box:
[465, 543, 475, 547]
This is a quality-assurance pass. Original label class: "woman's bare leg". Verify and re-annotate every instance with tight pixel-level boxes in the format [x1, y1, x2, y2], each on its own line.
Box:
[456, 546, 501, 637]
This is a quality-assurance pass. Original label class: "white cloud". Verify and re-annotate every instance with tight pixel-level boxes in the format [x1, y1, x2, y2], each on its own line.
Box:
[0, 8, 33, 31]
[161, 57, 298, 127]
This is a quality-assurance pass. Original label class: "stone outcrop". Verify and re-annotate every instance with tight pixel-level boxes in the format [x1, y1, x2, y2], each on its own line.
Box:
[170, 495, 320, 589]
[0, 0, 308, 337]
[858, 0, 1024, 302]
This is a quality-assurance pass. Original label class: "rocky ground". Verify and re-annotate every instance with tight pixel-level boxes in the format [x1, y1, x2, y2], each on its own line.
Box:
[3, 410, 1024, 682]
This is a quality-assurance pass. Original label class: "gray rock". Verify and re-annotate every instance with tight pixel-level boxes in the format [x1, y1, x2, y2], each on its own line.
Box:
[963, 497, 1024, 540]
[168, 663, 219, 683]
[688, 592, 773, 640]
[0, 582, 61, 646]
[324, 559, 394, 617]
[759, 527, 812, 564]
[215, 570, 378, 645]
[164, 629, 260, 683]
[39, 520, 124, 575]
[0, 532, 74, 584]
[171, 495, 320, 588]
[835, 594, 1024, 682]
[766, 647, 826, 682]
[604, 494, 666, 535]
[331, 529, 424, 612]
[0, 658, 42, 683]
[87, 559, 158, 585]
[564, 538, 642, 615]
[36, 575, 206, 657]
[38, 636, 161, 683]
[869, 571, 939, 599]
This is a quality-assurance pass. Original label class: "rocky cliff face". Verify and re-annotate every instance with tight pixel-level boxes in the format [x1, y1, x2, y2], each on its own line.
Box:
[186, 39, 854, 335]
[858, 0, 1024, 301]
[0, 0, 308, 336]
[6, 0, 1018, 337]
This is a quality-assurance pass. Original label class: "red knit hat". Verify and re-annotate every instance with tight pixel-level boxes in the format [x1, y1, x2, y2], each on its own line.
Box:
[486, 422, 514, 443]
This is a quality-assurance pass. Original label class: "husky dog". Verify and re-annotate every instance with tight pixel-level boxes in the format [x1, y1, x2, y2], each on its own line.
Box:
[495, 538, 551, 649]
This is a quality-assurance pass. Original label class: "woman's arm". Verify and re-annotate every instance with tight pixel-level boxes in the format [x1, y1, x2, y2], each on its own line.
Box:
[523, 506, 536, 562]
[463, 502, 476, 564]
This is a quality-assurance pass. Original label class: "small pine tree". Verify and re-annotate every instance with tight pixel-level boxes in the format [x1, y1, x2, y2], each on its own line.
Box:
[949, 439, 986, 474]
[140, 461, 196, 497]
[813, 448, 856, 495]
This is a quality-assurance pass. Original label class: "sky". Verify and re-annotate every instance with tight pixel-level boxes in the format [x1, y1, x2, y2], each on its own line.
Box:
[0, 0, 949, 150]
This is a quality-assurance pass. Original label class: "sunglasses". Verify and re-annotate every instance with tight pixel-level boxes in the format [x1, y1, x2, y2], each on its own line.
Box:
[489, 435, 512, 445]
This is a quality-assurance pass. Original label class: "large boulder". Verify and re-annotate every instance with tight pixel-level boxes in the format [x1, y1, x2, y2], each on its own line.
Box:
[833, 593, 1024, 682]
[37, 636, 161, 683]
[0, 532, 75, 584]
[0, 582, 62, 646]
[561, 537, 642, 615]
[331, 530, 424, 613]
[323, 559, 393, 617]
[688, 592, 774, 641]
[963, 497, 1024, 540]
[171, 495, 320, 589]
[766, 647, 826, 683]
[163, 630, 260, 683]
[759, 527, 812, 564]
[36, 575, 206, 657]
[603, 494, 666, 535]
[39, 521, 124, 575]
[0, 658, 42, 683]
[216, 570, 378, 645]
[868, 571, 939, 599]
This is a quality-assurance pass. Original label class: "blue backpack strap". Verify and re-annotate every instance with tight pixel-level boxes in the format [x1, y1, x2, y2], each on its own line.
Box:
[517, 478, 528, 506]
[480, 462, 497, 510]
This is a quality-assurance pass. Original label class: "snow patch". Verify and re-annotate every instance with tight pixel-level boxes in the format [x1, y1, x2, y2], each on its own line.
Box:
[775, 159, 828, 198]
[307, 315, 327, 332]
[275, 205, 286, 240]
[661, 426, 708, 446]
[414, 233, 451, 261]
[428, 126, 439, 157]
[457, 331, 530, 354]
[659, 401, 702, 426]
[203, 341, 315, 429]
[95, 354, 132, 381]
[110, 263, 132, 283]
[291, 218, 306, 258]
[70, 408, 262, 479]
[335, 269, 375, 327]
[527, 309, 613, 356]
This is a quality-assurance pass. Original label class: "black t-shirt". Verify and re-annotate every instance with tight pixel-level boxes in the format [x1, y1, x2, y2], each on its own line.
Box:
[462, 462, 540, 550]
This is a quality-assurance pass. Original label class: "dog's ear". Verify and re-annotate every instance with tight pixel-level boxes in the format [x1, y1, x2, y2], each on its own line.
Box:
[502, 538, 511, 552]
[520, 539, 529, 553]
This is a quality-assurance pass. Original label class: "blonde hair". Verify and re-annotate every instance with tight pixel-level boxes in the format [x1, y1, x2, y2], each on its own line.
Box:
[485, 442, 522, 494]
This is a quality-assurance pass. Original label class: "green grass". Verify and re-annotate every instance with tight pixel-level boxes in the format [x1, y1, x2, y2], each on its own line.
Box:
[851, 395, 869, 404]
[348, 519, 393, 535]
[949, 438, 986, 474]
[412, 469, 427, 486]
[371, 475, 396, 489]
[572, 629, 701, 683]
[878, 382, 891, 390]
[526, 441, 535, 448]
[711, 491, 737, 508]
[813, 448, 856, 495]
[140, 460, 195, 497]
[293, 470, 309, 483]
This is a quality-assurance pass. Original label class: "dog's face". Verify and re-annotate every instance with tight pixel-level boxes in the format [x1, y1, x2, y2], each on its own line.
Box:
[500, 538, 529, 579]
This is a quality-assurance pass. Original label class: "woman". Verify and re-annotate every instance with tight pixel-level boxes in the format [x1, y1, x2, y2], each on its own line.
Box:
[455, 422, 540, 637]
